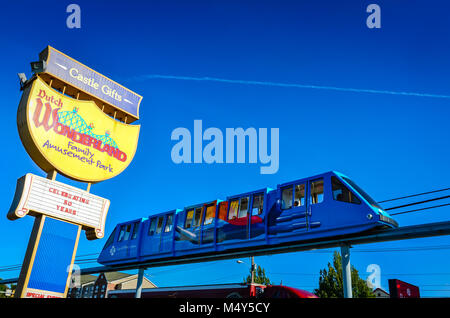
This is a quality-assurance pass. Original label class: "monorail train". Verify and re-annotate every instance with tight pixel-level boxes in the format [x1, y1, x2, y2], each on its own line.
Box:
[98, 171, 398, 266]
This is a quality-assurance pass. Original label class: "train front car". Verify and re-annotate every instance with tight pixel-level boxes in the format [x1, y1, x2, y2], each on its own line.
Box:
[333, 171, 398, 229]
[97, 218, 145, 266]
[270, 171, 397, 244]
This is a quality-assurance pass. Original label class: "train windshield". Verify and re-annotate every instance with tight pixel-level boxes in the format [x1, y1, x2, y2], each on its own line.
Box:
[342, 177, 383, 210]
[104, 228, 116, 248]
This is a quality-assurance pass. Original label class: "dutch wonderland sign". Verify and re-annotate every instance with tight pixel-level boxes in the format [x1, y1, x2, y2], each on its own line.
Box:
[10, 46, 142, 298]
[18, 76, 140, 182]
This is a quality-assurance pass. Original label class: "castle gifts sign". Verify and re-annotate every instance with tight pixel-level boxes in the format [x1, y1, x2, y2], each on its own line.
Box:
[17, 76, 140, 183]
[39, 46, 142, 121]
[8, 173, 110, 240]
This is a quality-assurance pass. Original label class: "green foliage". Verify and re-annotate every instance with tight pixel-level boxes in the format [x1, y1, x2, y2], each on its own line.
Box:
[243, 265, 272, 285]
[0, 279, 15, 298]
[0, 281, 5, 298]
[314, 251, 375, 298]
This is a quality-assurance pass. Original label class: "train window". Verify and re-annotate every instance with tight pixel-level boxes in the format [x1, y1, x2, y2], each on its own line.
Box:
[165, 214, 173, 232]
[193, 207, 203, 227]
[281, 186, 293, 210]
[118, 224, 131, 241]
[131, 222, 140, 240]
[155, 216, 164, 234]
[238, 197, 249, 218]
[332, 177, 361, 204]
[104, 228, 116, 247]
[228, 199, 239, 219]
[118, 225, 125, 241]
[310, 179, 324, 204]
[204, 205, 216, 225]
[252, 194, 264, 215]
[148, 218, 157, 235]
[123, 224, 131, 241]
[218, 202, 228, 221]
[185, 209, 194, 229]
[294, 184, 306, 207]
[342, 177, 382, 209]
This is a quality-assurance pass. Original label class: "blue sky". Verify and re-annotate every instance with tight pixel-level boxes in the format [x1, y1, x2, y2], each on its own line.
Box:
[1, 0, 450, 297]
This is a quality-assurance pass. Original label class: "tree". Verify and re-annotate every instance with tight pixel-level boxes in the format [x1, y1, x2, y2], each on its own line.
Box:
[243, 265, 272, 285]
[0, 280, 15, 298]
[314, 251, 375, 298]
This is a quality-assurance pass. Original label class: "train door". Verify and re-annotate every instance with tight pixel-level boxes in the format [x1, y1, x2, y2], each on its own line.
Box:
[145, 215, 165, 254]
[307, 178, 325, 229]
[201, 203, 216, 245]
[224, 196, 250, 241]
[269, 181, 309, 236]
[249, 192, 266, 239]
[160, 213, 174, 253]
[128, 221, 141, 258]
[216, 201, 228, 243]
[184, 206, 204, 246]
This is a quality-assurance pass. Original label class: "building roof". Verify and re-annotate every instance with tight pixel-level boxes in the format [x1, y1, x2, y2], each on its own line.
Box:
[373, 288, 390, 297]
[103, 272, 132, 282]
[78, 274, 98, 285]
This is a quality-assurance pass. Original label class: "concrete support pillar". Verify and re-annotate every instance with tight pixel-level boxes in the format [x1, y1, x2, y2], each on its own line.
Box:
[341, 244, 352, 298]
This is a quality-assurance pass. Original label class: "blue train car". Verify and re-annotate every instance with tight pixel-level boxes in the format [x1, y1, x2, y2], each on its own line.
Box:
[98, 171, 398, 266]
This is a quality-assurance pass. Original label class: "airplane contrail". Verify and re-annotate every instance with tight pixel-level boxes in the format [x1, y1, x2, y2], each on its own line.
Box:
[134, 74, 450, 99]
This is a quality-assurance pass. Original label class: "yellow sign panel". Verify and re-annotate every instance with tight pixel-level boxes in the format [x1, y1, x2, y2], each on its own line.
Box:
[17, 77, 140, 183]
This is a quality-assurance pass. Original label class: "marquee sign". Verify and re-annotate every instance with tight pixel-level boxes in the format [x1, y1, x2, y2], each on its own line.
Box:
[38, 46, 142, 122]
[17, 76, 140, 183]
[8, 173, 110, 240]
[11, 45, 142, 298]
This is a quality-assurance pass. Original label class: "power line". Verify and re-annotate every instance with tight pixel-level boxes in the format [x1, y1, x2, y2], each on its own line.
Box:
[305, 245, 450, 253]
[379, 188, 450, 203]
[270, 271, 450, 277]
[384, 195, 450, 211]
[380, 189, 450, 216]
[0, 253, 102, 273]
[390, 203, 450, 216]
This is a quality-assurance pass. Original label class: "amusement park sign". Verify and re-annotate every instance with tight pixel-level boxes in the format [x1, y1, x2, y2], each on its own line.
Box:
[17, 76, 140, 183]
[10, 46, 143, 298]
[8, 173, 110, 240]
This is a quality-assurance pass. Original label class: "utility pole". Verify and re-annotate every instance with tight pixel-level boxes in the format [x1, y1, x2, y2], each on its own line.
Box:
[251, 256, 255, 284]
[237, 257, 256, 284]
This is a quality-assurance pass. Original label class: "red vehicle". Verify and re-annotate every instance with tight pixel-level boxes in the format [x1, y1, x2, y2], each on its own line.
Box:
[107, 283, 317, 298]
[388, 279, 420, 298]
[261, 285, 317, 298]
